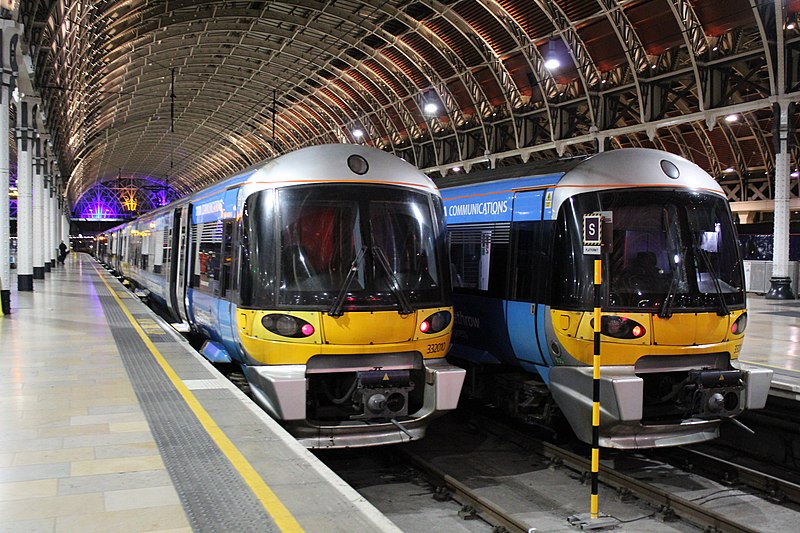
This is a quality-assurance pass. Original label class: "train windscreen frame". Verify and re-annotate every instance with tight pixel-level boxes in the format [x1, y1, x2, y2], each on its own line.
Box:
[551, 188, 745, 312]
[240, 184, 450, 311]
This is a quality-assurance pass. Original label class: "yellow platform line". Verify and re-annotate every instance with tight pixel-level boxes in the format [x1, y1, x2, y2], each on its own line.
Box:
[94, 264, 304, 532]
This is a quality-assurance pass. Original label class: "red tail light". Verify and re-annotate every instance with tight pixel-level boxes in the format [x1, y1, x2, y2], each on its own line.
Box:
[591, 316, 647, 339]
[731, 312, 747, 335]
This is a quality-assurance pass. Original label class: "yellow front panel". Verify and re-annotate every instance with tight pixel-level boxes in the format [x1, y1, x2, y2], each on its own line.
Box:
[551, 309, 745, 366]
[322, 311, 416, 344]
[694, 313, 729, 344]
[651, 313, 697, 346]
[236, 307, 452, 365]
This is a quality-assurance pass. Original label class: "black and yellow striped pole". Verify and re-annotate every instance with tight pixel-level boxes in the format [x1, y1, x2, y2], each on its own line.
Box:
[591, 257, 602, 518]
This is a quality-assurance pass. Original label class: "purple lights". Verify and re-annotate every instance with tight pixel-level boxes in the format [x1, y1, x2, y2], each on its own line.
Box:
[72, 177, 180, 220]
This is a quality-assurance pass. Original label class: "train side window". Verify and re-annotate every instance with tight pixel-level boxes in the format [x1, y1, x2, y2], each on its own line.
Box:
[218, 219, 235, 298]
[152, 228, 164, 274]
[162, 228, 172, 267]
[511, 221, 554, 303]
[448, 223, 510, 298]
[193, 221, 223, 296]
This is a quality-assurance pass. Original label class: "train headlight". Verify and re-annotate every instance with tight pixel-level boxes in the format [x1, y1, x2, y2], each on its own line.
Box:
[731, 312, 747, 335]
[420, 311, 451, 334]
[592, 316, 646, 339]
[262, 314, 315, 338]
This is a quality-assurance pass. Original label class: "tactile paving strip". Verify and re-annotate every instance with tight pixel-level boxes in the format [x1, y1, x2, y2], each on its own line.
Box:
[93, 278, 278, 532]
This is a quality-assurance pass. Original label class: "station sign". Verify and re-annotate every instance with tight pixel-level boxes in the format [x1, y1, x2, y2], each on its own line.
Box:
[583, 211, 612, 255]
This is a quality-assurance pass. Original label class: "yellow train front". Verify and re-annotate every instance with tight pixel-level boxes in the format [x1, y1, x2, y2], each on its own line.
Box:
[228, 146, 465, 448]
[98, 145, 465, 448]
[443, 148, 772, 448]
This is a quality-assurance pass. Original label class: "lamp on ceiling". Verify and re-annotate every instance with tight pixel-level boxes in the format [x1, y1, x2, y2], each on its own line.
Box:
[544, 40, 560, 71]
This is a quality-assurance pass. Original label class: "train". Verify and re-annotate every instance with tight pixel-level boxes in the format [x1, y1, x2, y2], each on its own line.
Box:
[96, 143, 466, 448]
[438, 148, 773, 449]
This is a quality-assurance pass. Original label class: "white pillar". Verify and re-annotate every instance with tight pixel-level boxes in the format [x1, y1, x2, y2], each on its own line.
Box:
[766, 101, 794, 298]
[766, 0, 794, 299]
[16, 97, 34, 290]
[62, 200, 70, 245]
[43, 176, 52, 270]
[32, 134, 45, 280]
[51, 181, 58, 265]
[2, 22, 21, 310]
[0, 60, 9, 312]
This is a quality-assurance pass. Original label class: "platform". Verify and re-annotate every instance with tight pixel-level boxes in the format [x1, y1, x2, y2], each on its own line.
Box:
[0, 252, 400, 532]
[740, 293, 800, 401]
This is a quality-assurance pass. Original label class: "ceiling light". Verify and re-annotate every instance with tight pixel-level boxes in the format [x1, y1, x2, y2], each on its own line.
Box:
[352, 128, 364, 138]
[788, 23, 796, 30]
[451, 166, 461, 173]
[791, 171, 799, 178]
[544, 40, 560, 71]
[424, 102, 438, 114]
[544, 57, 560, 70]
[724, 114, 739, 123]
[724, 167, 736, 173]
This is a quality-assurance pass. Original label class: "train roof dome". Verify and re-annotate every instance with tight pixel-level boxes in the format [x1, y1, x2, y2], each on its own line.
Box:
[246, 143, 439, 193]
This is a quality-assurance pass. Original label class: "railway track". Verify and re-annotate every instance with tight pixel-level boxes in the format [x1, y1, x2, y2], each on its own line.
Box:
[322, 409, 800, 533]
[395, 415, 775, 533]
[657, 446, 800, 506]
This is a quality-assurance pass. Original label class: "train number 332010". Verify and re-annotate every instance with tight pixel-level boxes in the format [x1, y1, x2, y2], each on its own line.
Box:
[426, 342, 447, 354]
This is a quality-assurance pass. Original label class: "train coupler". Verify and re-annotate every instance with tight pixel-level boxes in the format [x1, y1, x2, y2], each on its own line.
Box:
[683, 369, 744, 418]
[352, 369, 413, 420]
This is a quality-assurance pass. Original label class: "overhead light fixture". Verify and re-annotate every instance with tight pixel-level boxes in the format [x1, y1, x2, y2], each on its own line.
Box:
[544, 41, 560, 71]
[451, 166, 461, 173]
[724, 167, 736, 173]
[544, 57, 560, 70]
[424, 102, 439, 114]
[787, 22, 796, 30]
[352, 128, 364, 138]
[791, 170, 799, 178]
[724, 114, 739, 123]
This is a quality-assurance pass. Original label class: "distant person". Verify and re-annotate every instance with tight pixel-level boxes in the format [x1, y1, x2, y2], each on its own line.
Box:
[58, 241, 68, 264]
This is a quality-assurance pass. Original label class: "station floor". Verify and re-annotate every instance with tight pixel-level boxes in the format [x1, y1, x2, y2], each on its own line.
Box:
[2, 253, 800, 532]
[0, 253, 401, 533]
[739, 292, 800, 400]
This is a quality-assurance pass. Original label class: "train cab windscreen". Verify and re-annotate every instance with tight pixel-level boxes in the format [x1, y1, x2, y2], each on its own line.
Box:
[552, 189, 744, 312]
[240, 185, 449, 311]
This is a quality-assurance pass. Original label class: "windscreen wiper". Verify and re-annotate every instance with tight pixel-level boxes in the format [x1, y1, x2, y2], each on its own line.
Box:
[658, 246, 686, 319]
[372, 245, 414, 315]
[328, 246, 368, 317]
[658, 275, 677, 319]
[696, 246, 729, 316]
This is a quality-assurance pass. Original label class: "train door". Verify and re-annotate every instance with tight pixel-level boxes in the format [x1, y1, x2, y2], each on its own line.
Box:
[508, 190, 549, 372]
[217, 186, 241, 353]
[169, 203, 192, 328]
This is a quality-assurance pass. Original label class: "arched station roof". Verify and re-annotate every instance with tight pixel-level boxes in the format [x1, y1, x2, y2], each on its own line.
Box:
[9, 0, 800, 208]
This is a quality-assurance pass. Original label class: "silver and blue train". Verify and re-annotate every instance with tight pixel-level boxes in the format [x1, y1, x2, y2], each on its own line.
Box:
[97, 144, 466, 448]
[440, 148, 772, 448]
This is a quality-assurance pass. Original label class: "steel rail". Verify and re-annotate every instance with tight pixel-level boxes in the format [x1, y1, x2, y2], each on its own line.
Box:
[471, 416, 764, 533]
[663, 447, 800, 506]
[398, 450, 533, 533]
